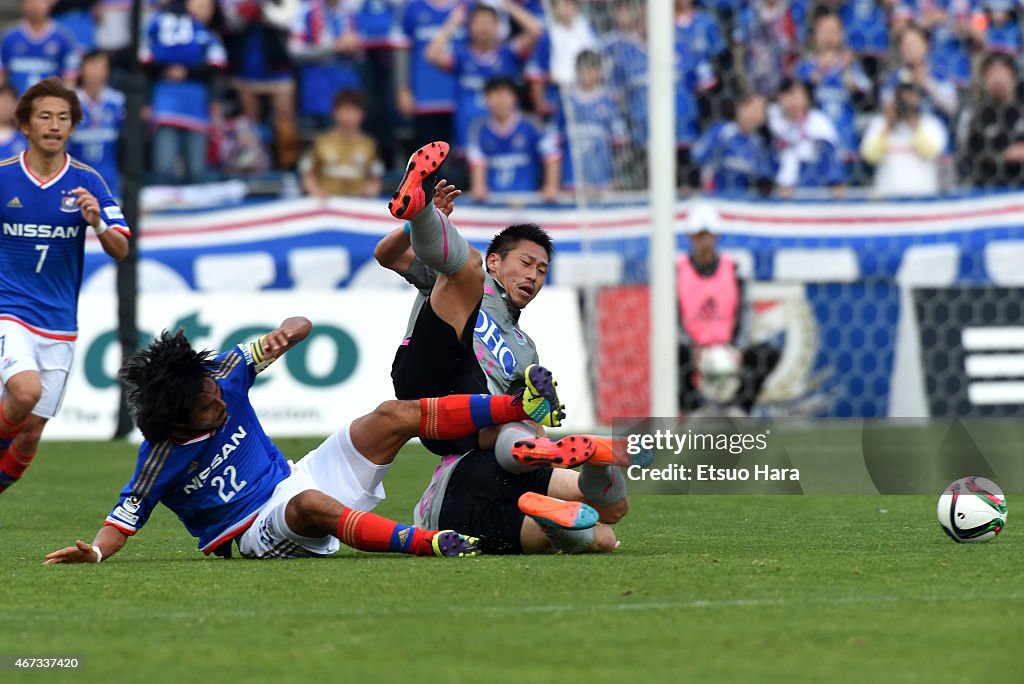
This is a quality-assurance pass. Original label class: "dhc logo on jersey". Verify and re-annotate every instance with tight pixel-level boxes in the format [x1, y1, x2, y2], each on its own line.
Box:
[182, 426, 248, 494]
[3, 223, 81, 238]
[474, 309, 516, 379]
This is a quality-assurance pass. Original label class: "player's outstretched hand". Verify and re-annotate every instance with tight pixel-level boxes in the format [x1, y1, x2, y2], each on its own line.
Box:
[262, 316, 312, 358]
[261, 328, 293, 356]
[433, 179, 461, 216]
[70, 187, 101, 228]
[45, 540, 98, 565]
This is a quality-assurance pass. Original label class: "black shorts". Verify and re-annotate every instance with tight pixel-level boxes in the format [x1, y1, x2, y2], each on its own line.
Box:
[392, 296, 487, 456]
[437, 450, 553, 555]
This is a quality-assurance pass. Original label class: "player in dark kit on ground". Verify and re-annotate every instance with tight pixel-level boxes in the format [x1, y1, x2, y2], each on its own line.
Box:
[376, 142, 641, 555]
[45, 319, 564, 564]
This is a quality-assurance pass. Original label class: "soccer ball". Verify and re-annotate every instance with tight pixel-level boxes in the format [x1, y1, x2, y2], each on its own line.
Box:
[936, 477, 1007, 543]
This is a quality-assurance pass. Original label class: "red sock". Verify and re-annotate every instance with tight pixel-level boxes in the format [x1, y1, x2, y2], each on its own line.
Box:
[0, 402, 25, 453]
[0, 446, 36, 493]
[336, 507, 435, 556]
[419, 395, 527, 440]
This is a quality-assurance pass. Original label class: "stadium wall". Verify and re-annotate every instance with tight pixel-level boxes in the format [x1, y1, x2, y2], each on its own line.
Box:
[71, 194, 1024, 432]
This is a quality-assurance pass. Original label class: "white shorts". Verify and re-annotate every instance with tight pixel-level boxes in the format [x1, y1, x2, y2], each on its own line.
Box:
[237, 421, 392, 559]
[0, 320, 75, 419]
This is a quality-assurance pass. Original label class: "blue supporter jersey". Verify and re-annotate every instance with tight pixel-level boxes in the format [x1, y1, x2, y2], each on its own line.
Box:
[0, 21, 81, 96]
[141, 11, 227, 131]
[558, 88, 626, 189]
[69, 87, 126, 199]
[448, 44, 526, 150]
[896, 0, 973, 86]
[290, 1, 363, 118]
[524, 32, 559, 117]
[0, 153, 129, 339]
[619, 37, 714, 148]
[674, 8, 726, 61]
[0, 130, 26, 159]
[467, 112, 560, 193]
[985, 16, 1021, 53]
[356, 0, 400, 48]
[399, 0, 465, 114]
[692, 121, 775, 194]
[841, 0, 891, 56]
[104, 345, 292, 555]
[795, 56, 871, 159]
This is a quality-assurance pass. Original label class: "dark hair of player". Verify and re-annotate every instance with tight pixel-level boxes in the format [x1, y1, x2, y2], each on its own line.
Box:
[0, 83, 16, 101]
[487, 224, 555, 261]
[15, 76, 84, 128]
[119, 330, 217, 442]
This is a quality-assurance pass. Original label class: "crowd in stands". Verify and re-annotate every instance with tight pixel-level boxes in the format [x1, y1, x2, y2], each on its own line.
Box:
[2, 0, 1024, 202]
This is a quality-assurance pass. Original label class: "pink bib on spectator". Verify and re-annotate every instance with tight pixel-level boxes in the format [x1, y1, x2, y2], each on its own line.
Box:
[677, 254, 739, 346]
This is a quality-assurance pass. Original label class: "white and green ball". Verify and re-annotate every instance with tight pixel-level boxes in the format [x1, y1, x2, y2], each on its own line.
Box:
[936, 476, 1007, 543]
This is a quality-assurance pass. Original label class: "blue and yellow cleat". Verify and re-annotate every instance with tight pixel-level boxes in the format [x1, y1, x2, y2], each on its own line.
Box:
[518, 364, 565, 428]
[518, 492, 599, 530]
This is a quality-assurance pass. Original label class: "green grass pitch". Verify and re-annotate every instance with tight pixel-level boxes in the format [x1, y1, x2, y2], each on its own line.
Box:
[1, 437, 1020, 684]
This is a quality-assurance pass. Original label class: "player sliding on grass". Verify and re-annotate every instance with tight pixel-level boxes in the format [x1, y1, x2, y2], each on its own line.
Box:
[377, 142, 641, 555]
[45, 319, 563, 564]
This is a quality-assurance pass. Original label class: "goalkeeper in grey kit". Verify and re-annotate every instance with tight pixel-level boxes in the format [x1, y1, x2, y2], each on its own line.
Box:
[375, 141, 642, 555]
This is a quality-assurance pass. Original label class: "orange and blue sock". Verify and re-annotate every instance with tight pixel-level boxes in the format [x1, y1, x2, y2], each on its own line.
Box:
[0, 402, 25, 456]
[335, 507, 435, 556]
[419, 394, 529, 441]
[0, 446, 35, 494]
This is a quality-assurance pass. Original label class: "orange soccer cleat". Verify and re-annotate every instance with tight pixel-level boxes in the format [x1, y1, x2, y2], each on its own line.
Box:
[388, 141, 450, 219]
[511, 435, 596, 468]
[518, 492, 599, 530]
[586, 435, 654, 468]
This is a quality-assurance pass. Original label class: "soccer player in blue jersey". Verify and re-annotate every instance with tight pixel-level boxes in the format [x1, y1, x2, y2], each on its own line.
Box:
[44, 323, 565, 562]
[69, 51, 125, 199]
[425, 1, 541, 153]
[0, 76, 130, 496]
[467, 77, 561, 202]
[0, 0, 82, 95]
